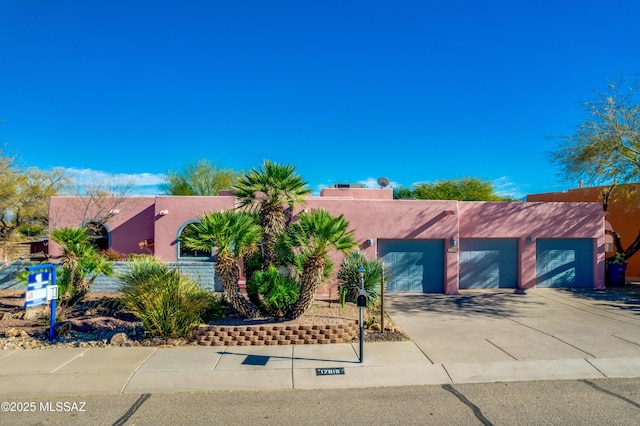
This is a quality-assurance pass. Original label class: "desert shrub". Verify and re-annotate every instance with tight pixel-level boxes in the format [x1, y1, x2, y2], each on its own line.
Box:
[119, 260, 221, 338]
[17, 224, 45, 237]
[100, 248, 127, 261]
[248, 265, 299, 317]
[337, 250, 384, 307]
[127, 253, 155, 262]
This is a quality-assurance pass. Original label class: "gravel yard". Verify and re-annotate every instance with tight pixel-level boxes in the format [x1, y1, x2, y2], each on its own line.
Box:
[0, 289, 409, 349]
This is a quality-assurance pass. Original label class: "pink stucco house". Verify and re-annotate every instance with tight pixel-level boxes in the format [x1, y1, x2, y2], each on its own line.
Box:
[48, 186, 607, 295]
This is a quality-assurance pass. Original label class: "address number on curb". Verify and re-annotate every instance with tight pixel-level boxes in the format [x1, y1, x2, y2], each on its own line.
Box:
[315, 368, 345, 376]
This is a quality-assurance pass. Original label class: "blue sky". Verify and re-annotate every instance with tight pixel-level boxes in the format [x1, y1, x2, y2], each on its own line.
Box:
[1, 1, 639, 197]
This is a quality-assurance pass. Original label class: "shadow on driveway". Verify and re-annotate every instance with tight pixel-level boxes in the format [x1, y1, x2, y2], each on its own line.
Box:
[385, 290, 545, 318]
[555, 285, 640, 317]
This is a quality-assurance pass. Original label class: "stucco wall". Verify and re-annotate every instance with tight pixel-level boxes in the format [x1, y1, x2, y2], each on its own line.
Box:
[459, 201, 606, 290]
[48, 196, 156, 258]
[48, 192, 607, 294]
[306, 198, 459, 293]
[152, 196, 237, 261]
[319, 187, 393, 200]
[528, 185, 640, 279]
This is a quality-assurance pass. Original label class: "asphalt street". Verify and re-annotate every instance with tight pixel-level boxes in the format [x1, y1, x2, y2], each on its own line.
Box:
[2, 288, 640, 425]
[2, 378, 640, 425]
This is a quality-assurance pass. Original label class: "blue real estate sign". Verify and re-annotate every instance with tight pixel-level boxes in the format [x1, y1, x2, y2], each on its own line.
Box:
[24, 271, 50, 308]
[24, 264, 58, 341]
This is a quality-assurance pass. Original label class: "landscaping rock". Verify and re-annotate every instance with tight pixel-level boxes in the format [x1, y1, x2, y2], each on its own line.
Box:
[55, 321, 72, 337]
[23, 308, 45, 321]
[1, 290, 410, 349]
[109, 332, 130, 346]
[5, 328, 19, 338]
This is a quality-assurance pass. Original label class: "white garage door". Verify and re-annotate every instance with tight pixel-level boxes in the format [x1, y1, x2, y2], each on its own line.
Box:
[459, 239, 518, 289]
[536, 238, 594, 288]
[378, 239, 444, 293]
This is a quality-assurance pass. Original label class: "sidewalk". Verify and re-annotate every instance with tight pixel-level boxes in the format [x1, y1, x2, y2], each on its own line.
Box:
[1, 289, 640, 397]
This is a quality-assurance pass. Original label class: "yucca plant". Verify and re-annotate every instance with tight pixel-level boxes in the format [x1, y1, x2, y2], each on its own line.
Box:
[119, 260, 220, 338]
[337, 250, 385, 307]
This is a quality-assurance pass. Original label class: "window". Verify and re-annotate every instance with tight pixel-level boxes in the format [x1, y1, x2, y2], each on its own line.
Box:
[178, 222, 213, 260]
[85, 221, 110, 251]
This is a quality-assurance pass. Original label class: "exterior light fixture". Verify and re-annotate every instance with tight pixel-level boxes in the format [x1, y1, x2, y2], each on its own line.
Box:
[159, 209, 169, 216]
[450, 237, 457, 247]
[109, 209, 120, 215]
[366, 238, 373, 246]
[526, 236, 533, 244]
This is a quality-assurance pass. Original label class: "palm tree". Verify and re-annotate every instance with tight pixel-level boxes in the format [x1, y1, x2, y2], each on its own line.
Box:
[282, 209, 357, 320]
[50, 226, 113, 306]
[233, 160, 311, 267]
[180, 210, 262, 319]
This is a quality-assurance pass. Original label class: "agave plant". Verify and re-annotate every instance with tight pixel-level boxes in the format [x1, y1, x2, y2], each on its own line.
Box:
[179, 210, 261, 319]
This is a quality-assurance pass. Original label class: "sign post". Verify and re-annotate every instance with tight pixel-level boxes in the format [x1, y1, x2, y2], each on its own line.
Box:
[357, 266, 367, 364]
[380, 264, 385, 333]
[25, 264, 58, 341]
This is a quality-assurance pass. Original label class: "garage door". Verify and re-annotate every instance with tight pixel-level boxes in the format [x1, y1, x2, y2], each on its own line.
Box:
[459, 239, 518, 289]
[378, 239, 444, 293]
[536, 239, 594, 288]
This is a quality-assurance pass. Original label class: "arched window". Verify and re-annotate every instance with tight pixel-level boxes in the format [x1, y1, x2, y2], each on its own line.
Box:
[85, 221, 110, 251]
[177, 221, 213, 260]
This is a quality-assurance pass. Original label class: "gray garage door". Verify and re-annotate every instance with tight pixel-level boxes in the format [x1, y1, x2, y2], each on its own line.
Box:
[459, 239, 518, 289]
[536, 238, 594, 288]
[378, 239, 444, 293]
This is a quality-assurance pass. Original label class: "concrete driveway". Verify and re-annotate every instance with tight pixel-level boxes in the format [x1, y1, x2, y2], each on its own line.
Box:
[384, 288, 640, 382]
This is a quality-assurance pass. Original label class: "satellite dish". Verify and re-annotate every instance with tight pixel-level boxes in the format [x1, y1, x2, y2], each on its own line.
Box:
[377, 177, 390, 188]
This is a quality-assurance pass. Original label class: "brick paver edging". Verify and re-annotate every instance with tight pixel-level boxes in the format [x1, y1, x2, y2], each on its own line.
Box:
[193, 321, 359, 346]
